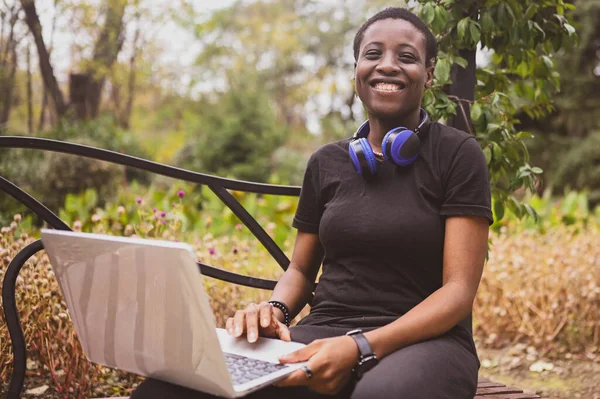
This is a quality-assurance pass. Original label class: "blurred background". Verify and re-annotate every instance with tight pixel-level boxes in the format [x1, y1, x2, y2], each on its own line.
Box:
[0, 1, 599, 397]
[0, 0, 597, 219]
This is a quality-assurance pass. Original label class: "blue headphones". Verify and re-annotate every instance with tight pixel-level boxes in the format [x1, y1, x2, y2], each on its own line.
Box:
[349, 108, 429, 178]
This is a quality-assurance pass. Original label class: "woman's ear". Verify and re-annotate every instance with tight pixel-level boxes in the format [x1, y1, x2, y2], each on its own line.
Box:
[425, 58, 435, 89]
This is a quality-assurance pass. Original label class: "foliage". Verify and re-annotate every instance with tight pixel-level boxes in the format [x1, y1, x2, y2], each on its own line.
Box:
[551, 131, 600, 206]
[175, 75, 286, 183]
[475, 222, 600, 357]
[57, 180, 299, 249]
[413, 0, 578, 222]
[491, 189, 598, 236]
[2, 193, 599, 395]
[519, 0, 600, 204]
[0, 116, 151, 223]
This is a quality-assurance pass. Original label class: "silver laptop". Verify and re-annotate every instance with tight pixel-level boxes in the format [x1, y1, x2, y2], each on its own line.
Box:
[40, 229, 307, 398]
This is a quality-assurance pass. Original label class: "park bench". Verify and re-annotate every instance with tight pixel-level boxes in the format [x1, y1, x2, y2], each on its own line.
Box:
[0, 137, 546, 399]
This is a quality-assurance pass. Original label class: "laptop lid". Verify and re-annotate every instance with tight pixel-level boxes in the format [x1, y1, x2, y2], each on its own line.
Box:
[40, 229, 236, 397]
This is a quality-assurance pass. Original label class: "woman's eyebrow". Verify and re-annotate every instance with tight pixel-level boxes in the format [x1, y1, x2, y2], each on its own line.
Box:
[363, 41, 384, 48]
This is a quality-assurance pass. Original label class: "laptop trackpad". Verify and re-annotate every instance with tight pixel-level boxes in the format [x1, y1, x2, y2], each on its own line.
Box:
[216, 328, 306, 363]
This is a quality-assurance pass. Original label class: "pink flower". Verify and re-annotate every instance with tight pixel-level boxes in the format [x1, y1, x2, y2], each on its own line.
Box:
[153, 208, 158, 213]
[209, 248, 216, 255]
[235, 224, 243, 231]
[178, 190, 185, 198]
[161, 212, 166, 218]
[136, 198, 143, 204]
[232, 248, 238, 254]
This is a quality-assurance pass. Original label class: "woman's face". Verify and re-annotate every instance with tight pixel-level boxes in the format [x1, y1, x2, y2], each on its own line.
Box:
[354, 18, 434, 122]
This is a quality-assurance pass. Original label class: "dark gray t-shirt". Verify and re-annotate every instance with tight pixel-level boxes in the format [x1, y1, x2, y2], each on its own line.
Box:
[292, 121, 493, 332]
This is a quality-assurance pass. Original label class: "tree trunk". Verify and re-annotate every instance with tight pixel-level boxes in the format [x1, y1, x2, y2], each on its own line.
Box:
[447, 48, 476, 135]
[0, 4, 20, 128]
[20, 0, 67, 117]
[85, 0, 127, 118]
[120, 23, 140, 129]
[0, 45, 17, 127]
[27, 44, 33, 133]
[69, 73, 91, 120]
[38, 0, 59, 131]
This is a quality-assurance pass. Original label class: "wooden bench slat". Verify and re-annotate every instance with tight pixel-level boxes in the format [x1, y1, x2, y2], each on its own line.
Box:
[476, 386, 524, 395]
[478, 381, 508, 388]
[474, 394, 541, 399]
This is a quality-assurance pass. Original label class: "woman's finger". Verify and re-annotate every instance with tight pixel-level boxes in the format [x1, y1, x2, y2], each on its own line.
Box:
[273, 369, 309, 387]
[225, 317, 235, 336]
[258, 302, 272, 328]
[277, 323, 291, 342]
[279, 341, 321, 363]
[245, 303, 259, 342]
[233, 309, 246, 337]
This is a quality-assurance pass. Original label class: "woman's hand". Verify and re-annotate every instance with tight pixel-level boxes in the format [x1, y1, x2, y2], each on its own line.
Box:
[275, 336, 359, 395]
[225, 301, 291, 343]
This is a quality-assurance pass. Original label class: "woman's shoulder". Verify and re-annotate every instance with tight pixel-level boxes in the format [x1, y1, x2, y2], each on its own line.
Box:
[307, 139, 351, 164]
[427, 121, 473, 145]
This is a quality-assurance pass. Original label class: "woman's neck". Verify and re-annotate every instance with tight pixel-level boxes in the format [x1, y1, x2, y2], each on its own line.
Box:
[367, 111, 421, 152]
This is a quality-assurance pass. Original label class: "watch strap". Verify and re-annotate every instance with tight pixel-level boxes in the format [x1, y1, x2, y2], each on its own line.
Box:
[346, 329, 375, 359]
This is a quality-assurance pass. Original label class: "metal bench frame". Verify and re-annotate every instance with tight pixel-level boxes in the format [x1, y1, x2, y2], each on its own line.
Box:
[0, 137, 545, 399]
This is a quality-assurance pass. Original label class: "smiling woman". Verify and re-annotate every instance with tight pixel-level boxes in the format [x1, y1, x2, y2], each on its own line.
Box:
[132, 7, 492, 399]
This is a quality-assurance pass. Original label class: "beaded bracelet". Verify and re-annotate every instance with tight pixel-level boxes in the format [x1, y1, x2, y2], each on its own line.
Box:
[268, 300, 291, 327]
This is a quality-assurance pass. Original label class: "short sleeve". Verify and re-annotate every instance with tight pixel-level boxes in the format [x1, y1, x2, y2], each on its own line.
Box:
[292, 153, 322, 233]
[440, 137, 493, 225]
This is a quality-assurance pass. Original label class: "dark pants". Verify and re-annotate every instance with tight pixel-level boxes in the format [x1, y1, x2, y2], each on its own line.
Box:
[131, 325, 479, 399]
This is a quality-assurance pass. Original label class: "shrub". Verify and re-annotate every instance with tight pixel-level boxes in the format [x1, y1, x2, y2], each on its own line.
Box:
[474, 223, 600, 356]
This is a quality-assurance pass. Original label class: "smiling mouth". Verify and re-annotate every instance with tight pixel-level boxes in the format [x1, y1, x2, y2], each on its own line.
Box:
[371, 82, 406, 92]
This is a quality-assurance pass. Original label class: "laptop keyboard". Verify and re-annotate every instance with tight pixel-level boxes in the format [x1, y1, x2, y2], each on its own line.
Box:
[224, 353, 288, 386]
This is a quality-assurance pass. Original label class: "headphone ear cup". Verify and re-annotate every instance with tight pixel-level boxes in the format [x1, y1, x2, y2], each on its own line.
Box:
[382, 128, 421, 167]
[349, 138, 378, 177]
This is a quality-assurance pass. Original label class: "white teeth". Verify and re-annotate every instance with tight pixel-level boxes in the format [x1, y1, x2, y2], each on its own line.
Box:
[373, 82, 403, 91]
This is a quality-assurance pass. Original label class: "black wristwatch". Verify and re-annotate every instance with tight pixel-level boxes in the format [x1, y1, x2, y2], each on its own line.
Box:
[346, 329, 378, 379]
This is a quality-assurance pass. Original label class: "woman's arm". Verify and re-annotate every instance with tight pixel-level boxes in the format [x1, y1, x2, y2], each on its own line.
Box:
[269, 230, 324, 320]
[228, 230, 323, 342]
[364, 215, 489, 358]
[277, 215, 489, 395]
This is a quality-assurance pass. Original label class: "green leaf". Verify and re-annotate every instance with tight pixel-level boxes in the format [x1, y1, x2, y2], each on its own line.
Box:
[454, 56, 468, 69]
[421, 2, 435, 25]
[469, 21, 481, 45]
[564, 23, 576, 36]
[434, 58, 451, 85]
[532, 21, 546, 39]
[531, 167, 543, 174]
[422, 89, 435, 107]
[542, 55, 554, 71]
[470, 103, 482, 121]
[523, 204, 539, 223]
[507, 196, 523, 218]
[481, 12, 494, 35]
[432, 6, 448, 32]
[457, 18, 469, 42]
[493, 199, 505, 221]
[483, 146, 492, 165]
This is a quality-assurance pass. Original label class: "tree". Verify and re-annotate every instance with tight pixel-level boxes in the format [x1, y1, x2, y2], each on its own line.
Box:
[413, 0, 577, 219]
[175, 73, 285, 183]
[0, 1, 25, 128]
[20, 0, 127, 120]
[518, 0, 600, 204]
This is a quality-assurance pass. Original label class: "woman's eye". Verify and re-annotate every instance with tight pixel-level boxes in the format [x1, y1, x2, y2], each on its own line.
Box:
[365, 51, 380, 59]
[399, 54, 416, 62]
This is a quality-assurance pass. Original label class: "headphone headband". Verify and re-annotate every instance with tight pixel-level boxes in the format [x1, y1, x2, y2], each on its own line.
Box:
[352, 108, 429, 139]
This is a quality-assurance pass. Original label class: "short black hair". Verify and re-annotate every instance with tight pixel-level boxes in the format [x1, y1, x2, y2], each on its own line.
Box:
[353, 7, 438, 66]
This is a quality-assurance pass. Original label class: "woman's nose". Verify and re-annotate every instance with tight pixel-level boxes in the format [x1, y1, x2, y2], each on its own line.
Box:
[375, 53, 400, 75]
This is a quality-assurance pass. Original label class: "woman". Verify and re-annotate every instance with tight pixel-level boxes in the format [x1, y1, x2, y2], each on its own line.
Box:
[132, 7, 491, 399]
